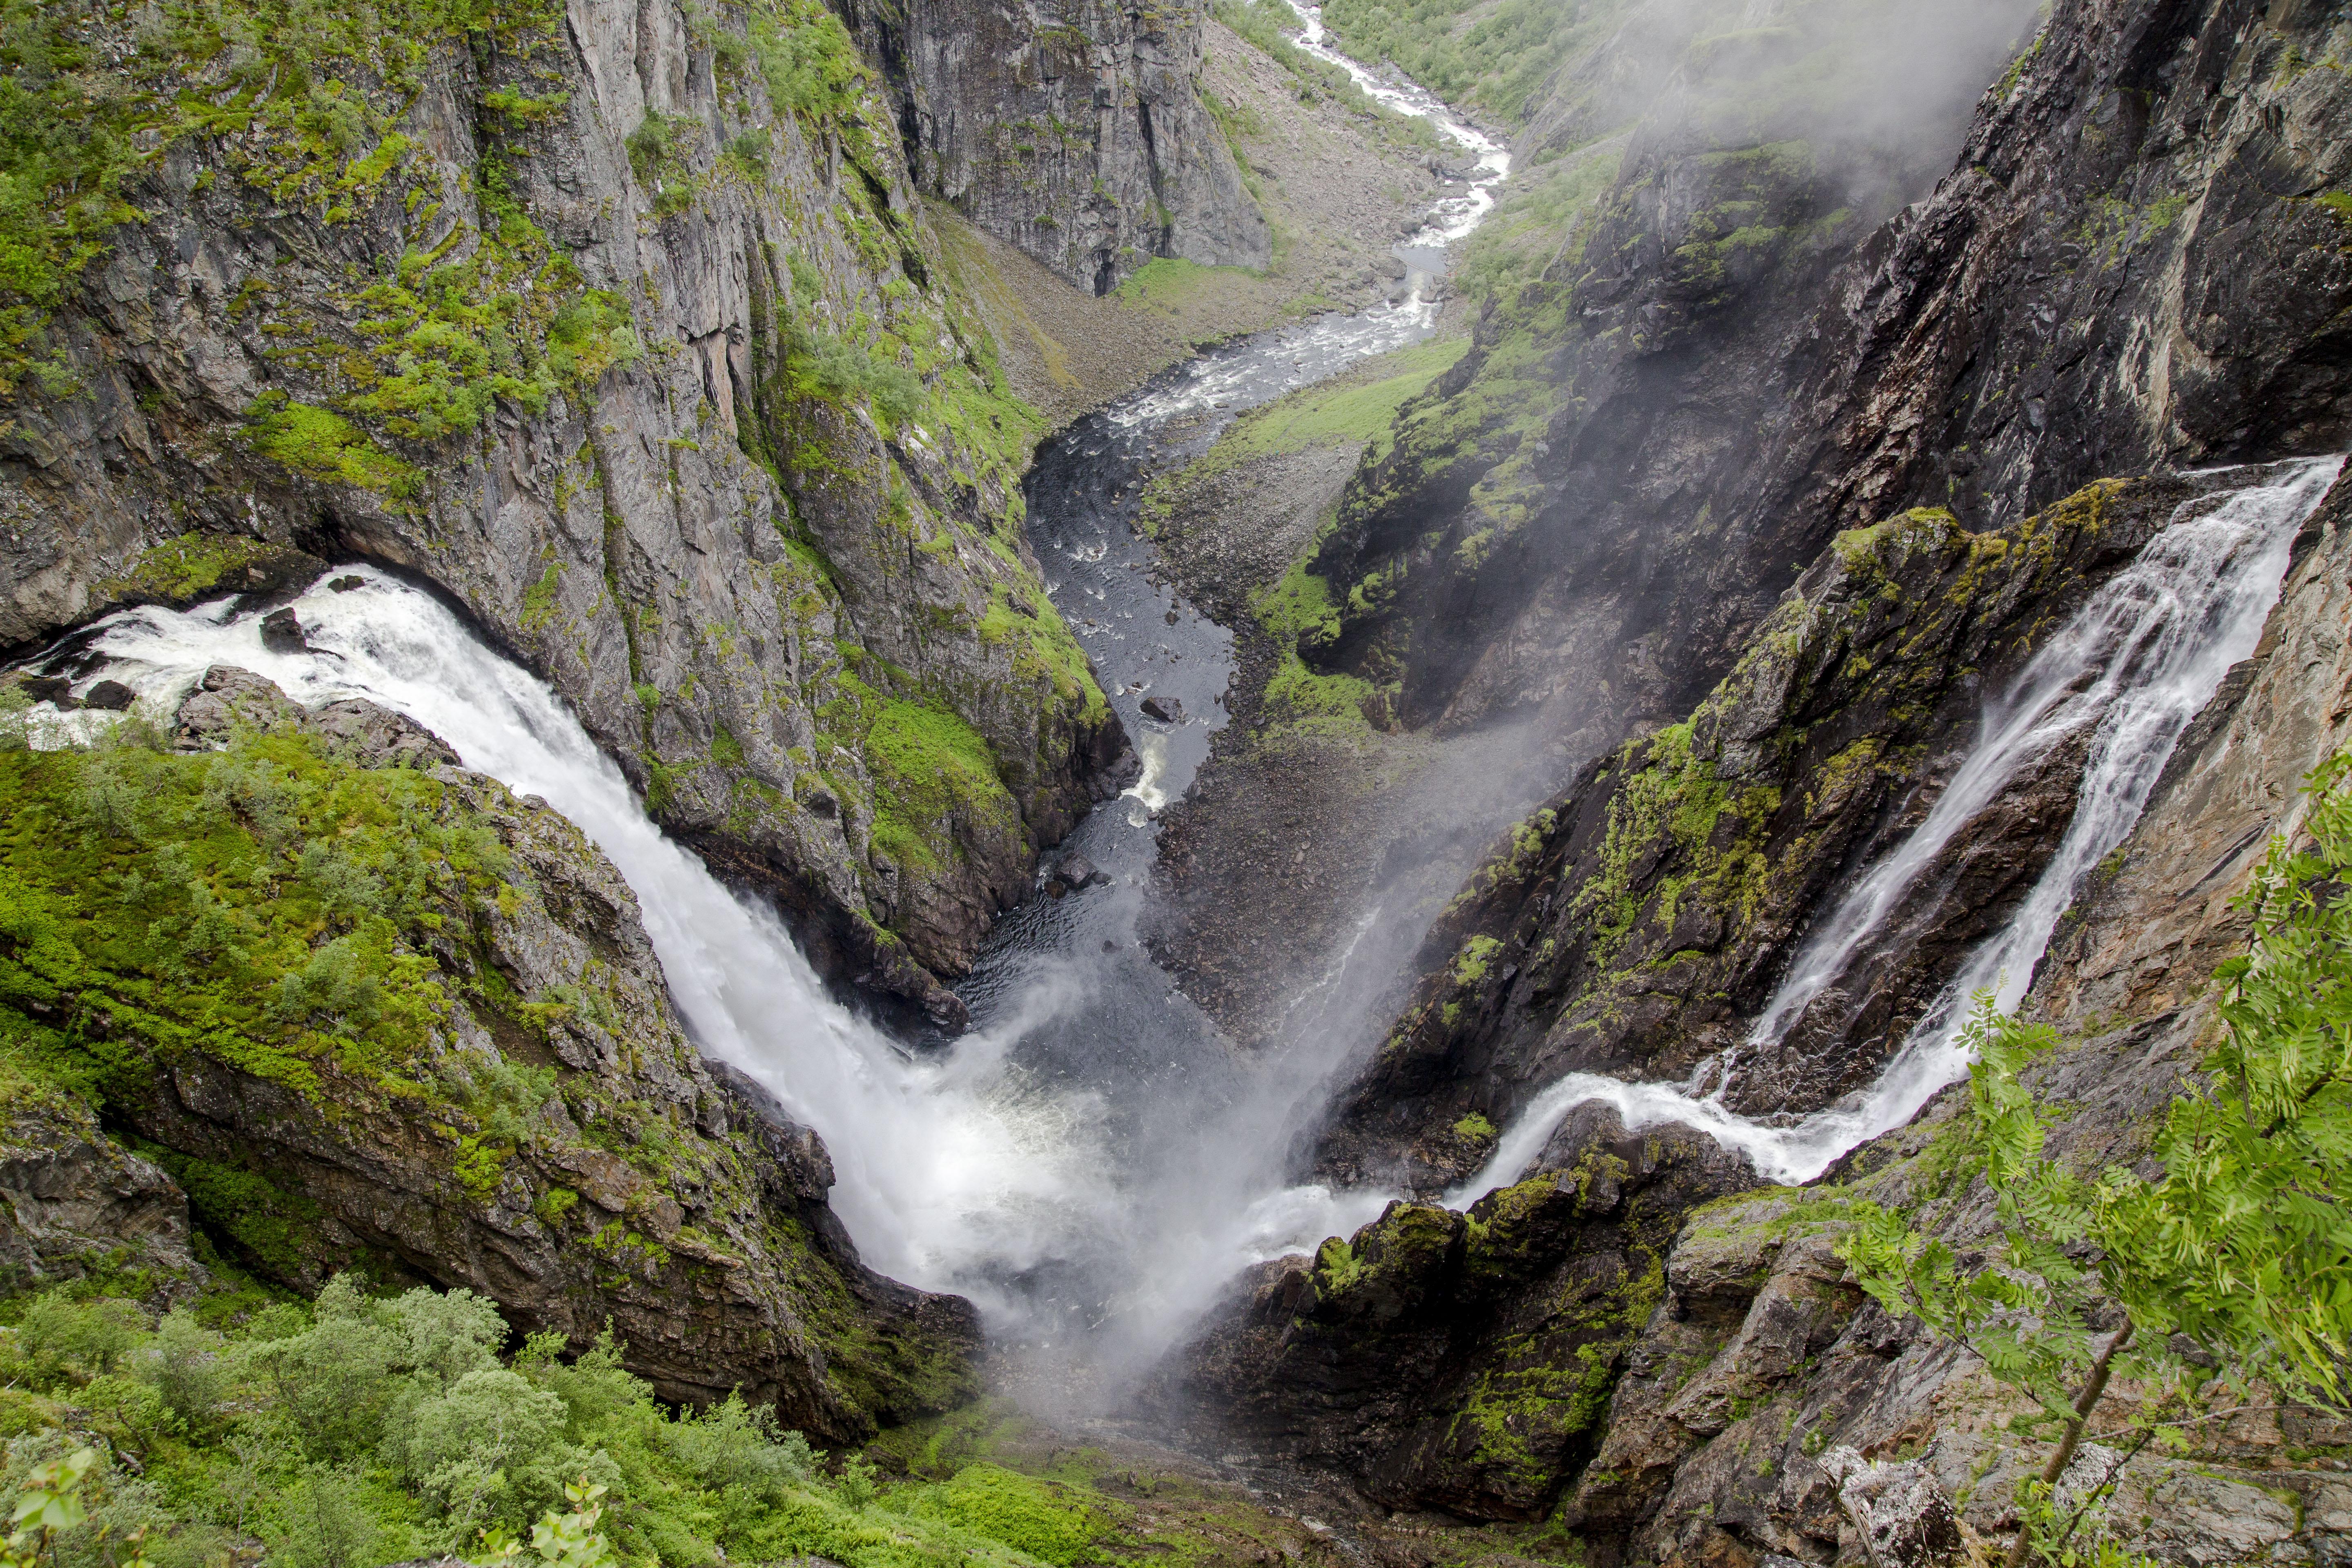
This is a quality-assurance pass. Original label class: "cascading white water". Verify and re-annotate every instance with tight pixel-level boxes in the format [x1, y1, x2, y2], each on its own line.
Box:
[58, 579, 1118, 1306]
[1405, 456, 2341, 1195]
[1279, 0, 1511, 247]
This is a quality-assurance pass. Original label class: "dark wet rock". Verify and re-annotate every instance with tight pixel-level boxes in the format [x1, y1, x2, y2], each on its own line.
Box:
[1552, 470, 2352, 1568]
[1314, 479, 2191, 1192]
[1140, 696, 1177, 723]
[17, 676, 73, 708]
[0, 1094, 201, 1305]
[1059, 853, 1107, 889]
[837, 0, 1268, 294]
[258, 606, 307, 653]
[328, 575, 365, 592]
[78, 679, 134, 711]
[1160, 1104, 1755, 1522]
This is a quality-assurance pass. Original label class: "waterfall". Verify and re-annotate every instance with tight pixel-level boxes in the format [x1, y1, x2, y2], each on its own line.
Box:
[58, 578, 1117, 1307]
[1331, 454, 2342, 1208]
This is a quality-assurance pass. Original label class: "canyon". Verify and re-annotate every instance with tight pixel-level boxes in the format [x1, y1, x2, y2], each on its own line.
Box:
[2, 0, 2350, 1565]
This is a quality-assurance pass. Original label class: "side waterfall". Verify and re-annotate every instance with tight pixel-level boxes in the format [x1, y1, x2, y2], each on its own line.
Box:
[1434, 455, 2342, 1196]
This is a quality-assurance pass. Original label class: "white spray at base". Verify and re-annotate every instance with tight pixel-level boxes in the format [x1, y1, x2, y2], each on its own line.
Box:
[59, 578, 1119, 1306]
[1231, 455, 2342, 1244]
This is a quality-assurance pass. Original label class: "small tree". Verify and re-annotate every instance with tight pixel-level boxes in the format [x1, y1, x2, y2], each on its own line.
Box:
[1841, 748, 2352, 1565]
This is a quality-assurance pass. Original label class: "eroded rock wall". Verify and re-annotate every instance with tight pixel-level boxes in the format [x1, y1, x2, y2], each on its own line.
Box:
[843, 0, 1271, 292]
[1313, 477, 2200, 1192]
[0, 0, 1138, 1026]
[1300, 0, 2352, 749]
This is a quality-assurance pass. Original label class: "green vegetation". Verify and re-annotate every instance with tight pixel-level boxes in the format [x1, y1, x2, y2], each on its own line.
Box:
[0, 1276, 1103, 1568]
[246, 394, 420, 497]
[860, 700, 1018, 873]
[0, 719, 514, 1108]
[0, 0, 649, 407]
[1841, 748, 2352, 1567]
[1198, 336, 1468, 476]
[1212, 0, 1441, 152]
[1313, 0, 1634, 125]
[96, 535, 284, 605]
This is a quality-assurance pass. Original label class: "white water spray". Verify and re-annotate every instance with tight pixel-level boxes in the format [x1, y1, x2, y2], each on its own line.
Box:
[55, 579, 1116, 1306]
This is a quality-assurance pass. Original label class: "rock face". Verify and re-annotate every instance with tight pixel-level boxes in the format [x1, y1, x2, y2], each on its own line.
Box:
[1312, 477, 2197, 1192]
[843, 0, 1270, 292]
[0, 1095, 202, 1303]
[10, 673, 978, 1441]
[1162, 1104, 1755, 1521]
[0, 0, 1149, 1027]
[1557, 472, 2352, 1565]
[1296, 0, 2352, 749]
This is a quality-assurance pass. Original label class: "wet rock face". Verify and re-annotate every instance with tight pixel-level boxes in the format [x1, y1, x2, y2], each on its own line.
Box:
[0, 1098, 201, 1303]
[123, 674, 981, 1439]
[1313, 478, 2192, 1192]
[1303, 0, 2352, 748]
[1161, 1105, 1756, 1523]
[1535, 471, 2352, 1568]
[0, 0, 1131, 1026]
[843, 0, 1270, 293]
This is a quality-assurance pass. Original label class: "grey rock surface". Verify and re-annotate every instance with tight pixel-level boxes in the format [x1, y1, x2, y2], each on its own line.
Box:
[846, 0, 1271, 292]
[0, 0, 1143, 1025]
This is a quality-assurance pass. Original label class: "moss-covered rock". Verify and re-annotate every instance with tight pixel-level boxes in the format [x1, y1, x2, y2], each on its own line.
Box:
[0, 681, 977, 1440]
[1314, 476, 2198, 1190]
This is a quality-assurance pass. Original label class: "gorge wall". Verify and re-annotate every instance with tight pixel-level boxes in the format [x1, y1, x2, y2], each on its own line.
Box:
[839, 0, 1271, 293]
[1294, 0, 2352, 749]
[0, 0, 1265, 1030]
[1167, 0, 2352, 1556]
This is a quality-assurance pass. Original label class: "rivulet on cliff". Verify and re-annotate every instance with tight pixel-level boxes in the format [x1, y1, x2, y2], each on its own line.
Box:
[2, 0, 2350, 1565]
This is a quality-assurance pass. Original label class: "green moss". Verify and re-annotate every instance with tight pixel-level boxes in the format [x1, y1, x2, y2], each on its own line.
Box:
[97, 535, 283, 604]
[246, 394, 421, 497]
[1452, 934, 1503, 987]
[862, 701, 1017, 873]
[1452, 1111, 1497, 1141]
[1205, 337, 1470, 472]
[0, 727, 513, 1109]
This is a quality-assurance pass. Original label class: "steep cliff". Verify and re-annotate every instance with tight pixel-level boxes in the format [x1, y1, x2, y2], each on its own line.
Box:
[1553, 460, 2352, 1568]
[0, 0, 1145, 1027]
[1313, 476, 2205, 1191]
[1293, 0, 2351, 748]
[0, 672, 976, 1439]
[840, 0, 1271, 294]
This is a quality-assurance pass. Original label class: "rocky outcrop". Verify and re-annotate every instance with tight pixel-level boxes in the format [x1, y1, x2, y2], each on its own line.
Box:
[4, 673, 978, 1440]
[843, 0, 1270, 293]
[1312, 477, 2197, 1191]
[0, 1095, 203, 1304]
[1296, 0, 2352, 752]
[1243, 463, 2352, 1556]
[1162, 1104, 1754, 1522]
[0, 0, 1134, 1027]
